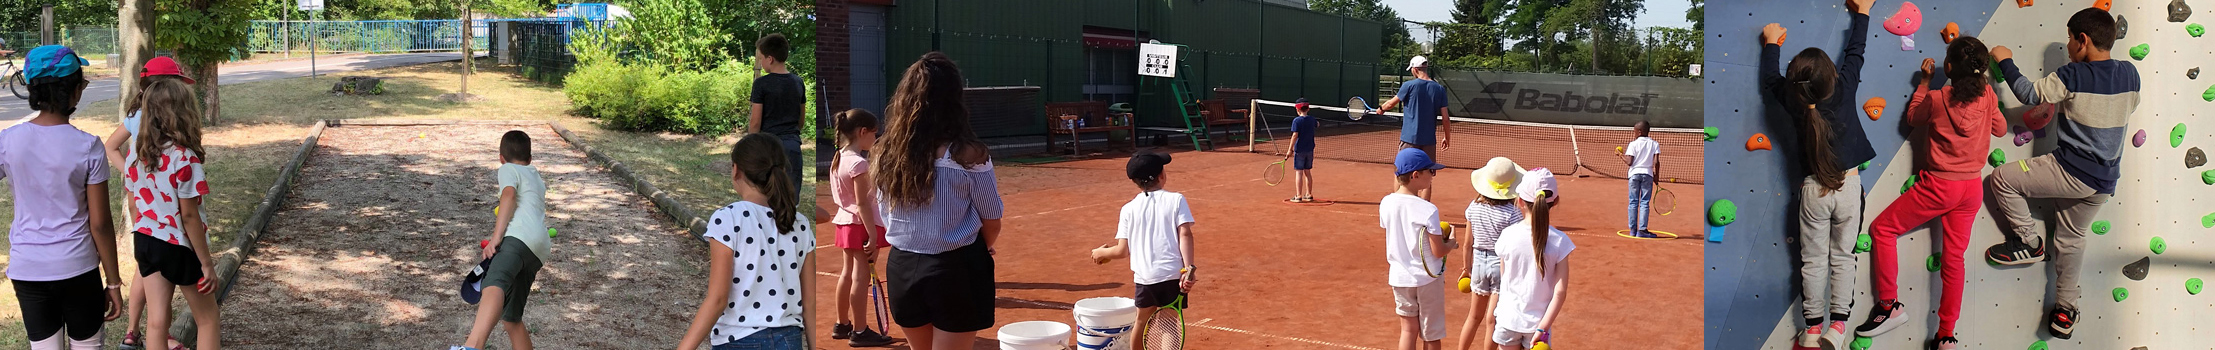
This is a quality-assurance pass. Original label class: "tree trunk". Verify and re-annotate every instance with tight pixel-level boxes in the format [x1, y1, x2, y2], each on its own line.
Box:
[459, 2, 472, 96]
[117, 0, 157, 120]
[1589, 24, 1601, 72]
[194, 63, 220, 124]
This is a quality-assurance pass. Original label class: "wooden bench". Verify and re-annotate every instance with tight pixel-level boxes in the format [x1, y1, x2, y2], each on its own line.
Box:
[1195, 99, 1248, 144]
[1044, 101, 1136, 155]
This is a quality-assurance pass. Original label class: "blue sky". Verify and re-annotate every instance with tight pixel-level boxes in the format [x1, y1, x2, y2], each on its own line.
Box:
[1381, 0, 1698, 43]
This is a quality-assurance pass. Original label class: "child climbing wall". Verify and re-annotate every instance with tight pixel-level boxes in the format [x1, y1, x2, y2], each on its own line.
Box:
[1703, 1, 2215, 350]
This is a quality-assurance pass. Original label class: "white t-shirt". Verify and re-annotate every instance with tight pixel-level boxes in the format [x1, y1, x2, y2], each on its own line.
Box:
[1115, 190, 1194, 285]
[123, 143, 205, 248]
[702, 201, 815, 345]
[497, 163, 551, 259]
[1379, 193, 1443, 287]
[1625, 137, 1660, 176]
[1492, 220, 1575, 333]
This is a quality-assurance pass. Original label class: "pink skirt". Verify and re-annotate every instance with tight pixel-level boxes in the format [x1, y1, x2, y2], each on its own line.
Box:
[834, 224, 890, 250]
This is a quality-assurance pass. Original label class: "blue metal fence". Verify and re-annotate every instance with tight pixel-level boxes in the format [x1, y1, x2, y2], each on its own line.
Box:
[248, 20, 496, 53]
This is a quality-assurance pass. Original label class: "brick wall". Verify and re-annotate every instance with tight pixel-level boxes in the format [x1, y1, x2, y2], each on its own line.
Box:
[817, 0, 851, 118]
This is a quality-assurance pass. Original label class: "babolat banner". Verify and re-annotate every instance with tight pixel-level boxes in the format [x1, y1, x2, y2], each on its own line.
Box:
[1430, 70, 1703, 129]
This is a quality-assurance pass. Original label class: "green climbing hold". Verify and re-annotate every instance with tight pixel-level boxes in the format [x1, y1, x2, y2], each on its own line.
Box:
[1927, 254, 1940, 272]
[2028, 340, 2048, 350]
[2152, 236, 2168, 254]
[2190, 278, 2205, 295]
[2204, 84, 2215, 101]
[2204, 212, 2215, 228]
[2092, 220, 2111, 235]
[1851, 336, 1874, 350]
[1989, 149, 2007, 167]
[1703, 127, 1719, 142]
[1901, 174, 1920, 194]
[2203, 169, 2215, 184]
[2130, 43, 2151, 60]
[2192, 23, 2208, 37]
[1854, 233, 1873, 253]
[1708, 199, 1739, 226]
[2113, 287, 2130, 302]
[1859, 161, 1870, 171]
[2174, 123, 2189, 148]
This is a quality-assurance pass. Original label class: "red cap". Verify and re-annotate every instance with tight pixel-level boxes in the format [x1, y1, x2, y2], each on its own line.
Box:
[141, 56, 195, 85]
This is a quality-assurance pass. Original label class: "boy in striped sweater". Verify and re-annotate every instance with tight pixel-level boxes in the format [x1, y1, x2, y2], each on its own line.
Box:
[1980, 7, 2139, 340]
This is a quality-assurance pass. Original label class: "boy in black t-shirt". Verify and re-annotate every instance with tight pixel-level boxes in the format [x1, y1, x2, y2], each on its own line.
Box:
[749, 33, 807, 190]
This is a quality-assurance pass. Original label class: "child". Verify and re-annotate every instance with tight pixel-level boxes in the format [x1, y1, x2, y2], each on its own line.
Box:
[679, 133, 818, 349]
[748, 33, 807, 190]
[1759, 0, 1881, 346]
[108, 56, 194, 350]
[1287, 98, 1320, 202]
[129, 71, 221, 350]
[453, 130, 552, 350]
[828, 109, 896, 347]
[1981, 8, 2138, 340]
[1090, 150, 1200, 349]
[1618, 121, 1661, 238]
[1382, 148, 1452, 350]
[4, 44, 126, 350]
[1491, 168, 1573, 350]
[1453, 157, 1526, 350]
[1855, 36, 2006, 350]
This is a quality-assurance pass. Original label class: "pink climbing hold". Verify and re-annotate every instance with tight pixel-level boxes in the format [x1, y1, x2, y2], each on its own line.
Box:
[2023, 103, 2055, 130]
[2014, 126, 2035, 146]
[2134, 129, 2149, 148]
[1885, 2, 1924, 36]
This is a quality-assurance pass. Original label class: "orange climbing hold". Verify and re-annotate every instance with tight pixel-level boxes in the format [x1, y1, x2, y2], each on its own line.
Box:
[1747, 133, 1773, 151]
[2094, 0, 2112, 11]
[1864, 97, 1886, 120]
[1941, 22, 1961, 43]
[2017, 0, 2033, 8]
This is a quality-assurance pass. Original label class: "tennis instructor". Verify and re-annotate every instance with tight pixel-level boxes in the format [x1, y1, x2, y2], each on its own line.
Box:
[1378, 55, 1454, 200]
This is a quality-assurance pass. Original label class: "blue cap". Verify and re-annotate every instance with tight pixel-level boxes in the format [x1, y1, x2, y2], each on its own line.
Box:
[1394, 148, 1445, 175]
[21, 45, 87, 84]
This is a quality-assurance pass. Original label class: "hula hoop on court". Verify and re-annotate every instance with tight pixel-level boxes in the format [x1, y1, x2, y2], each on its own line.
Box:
[1281, 198, 1336, 206]
[1616, 230, 1680, 240]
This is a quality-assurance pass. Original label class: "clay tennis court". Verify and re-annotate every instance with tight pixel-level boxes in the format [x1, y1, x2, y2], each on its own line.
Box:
[222, 124, 705, 348]
[811, 130, 1703, 349]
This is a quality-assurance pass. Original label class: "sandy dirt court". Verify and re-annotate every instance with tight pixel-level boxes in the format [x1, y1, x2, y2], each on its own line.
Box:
[811, 149, 1703, 349]
[222, 124, 709, 349]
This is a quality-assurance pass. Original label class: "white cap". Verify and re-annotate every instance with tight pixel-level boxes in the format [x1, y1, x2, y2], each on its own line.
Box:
[1516, 167, 1559, 204]
[1409, 56, 1429, 69]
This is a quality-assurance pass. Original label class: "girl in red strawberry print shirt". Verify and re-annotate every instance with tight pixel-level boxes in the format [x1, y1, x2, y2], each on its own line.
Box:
[124, 78, 222, 350]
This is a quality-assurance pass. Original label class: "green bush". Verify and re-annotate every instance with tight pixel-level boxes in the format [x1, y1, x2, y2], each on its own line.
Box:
[566, 58, 755, 135]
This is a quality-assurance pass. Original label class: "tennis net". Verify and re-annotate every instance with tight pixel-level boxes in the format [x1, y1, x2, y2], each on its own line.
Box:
[1240, 98, 1705, 185]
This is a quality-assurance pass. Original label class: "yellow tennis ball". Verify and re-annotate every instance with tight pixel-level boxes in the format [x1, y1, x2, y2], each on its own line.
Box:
[1458, 277, 1473, 293]
[1532, 341, 1549, 350]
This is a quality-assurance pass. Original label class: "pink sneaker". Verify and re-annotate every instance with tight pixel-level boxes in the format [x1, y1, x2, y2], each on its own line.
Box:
[1797, 324, 1823, 348]
[1820, 321, 1849, 350]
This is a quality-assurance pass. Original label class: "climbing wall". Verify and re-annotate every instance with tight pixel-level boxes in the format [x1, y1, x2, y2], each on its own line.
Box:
[1704, 1, 2215, 349]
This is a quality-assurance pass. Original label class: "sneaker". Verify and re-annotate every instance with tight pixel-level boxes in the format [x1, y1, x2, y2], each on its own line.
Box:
[1854, 300, 1907, 337]
[1819, 321, 1850, 350]
[2048, 305, 2077, 339]
[831, 323, 854, 340]
[1985, 240, 2046, 265]
[849, 328, 896, 347]
[1927, 335, 1959, 350]
[1797, 324, 1823, 348]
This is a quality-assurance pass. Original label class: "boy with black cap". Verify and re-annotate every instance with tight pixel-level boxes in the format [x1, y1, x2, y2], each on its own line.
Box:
[1287, 98, 1320, 202]
[1091, 150, 1199, 349]
[1382, 148, 1453, 350]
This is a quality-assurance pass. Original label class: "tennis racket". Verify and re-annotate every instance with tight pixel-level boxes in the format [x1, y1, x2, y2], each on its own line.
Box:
[1147, 295, 1188, 350]
[1348, 96, 1373, 121]
[1263, 160, 1287, 186]
[1417, 221, 1450, 278]
[870, 266, 890, 336]
[1653, 185, 1676, 216]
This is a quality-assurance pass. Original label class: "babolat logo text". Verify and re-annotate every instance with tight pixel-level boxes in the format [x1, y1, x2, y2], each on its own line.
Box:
[1513, 89, 1659, 115]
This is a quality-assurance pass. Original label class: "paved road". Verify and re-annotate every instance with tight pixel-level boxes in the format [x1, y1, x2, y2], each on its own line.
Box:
[3, 52, 471, 119]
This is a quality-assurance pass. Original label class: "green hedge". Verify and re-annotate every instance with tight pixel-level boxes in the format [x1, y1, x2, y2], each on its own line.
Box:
[565, 58, 753, 135]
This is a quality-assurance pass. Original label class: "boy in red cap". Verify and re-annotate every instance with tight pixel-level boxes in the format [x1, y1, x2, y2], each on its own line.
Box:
[1287, 98, 1320, 202]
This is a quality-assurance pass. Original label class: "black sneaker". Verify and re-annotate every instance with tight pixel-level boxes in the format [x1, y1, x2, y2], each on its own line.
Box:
[849, 328, 896, 347]
[1985, 240, 2046, 265]
[2048, 306, 2077, 339]
[831, 323, 854, 340]
[1928, 335, 1959, 350]
[1854, 300, 1907, 337]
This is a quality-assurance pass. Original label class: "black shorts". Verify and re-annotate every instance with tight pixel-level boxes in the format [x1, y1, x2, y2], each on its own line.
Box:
[886, 239, 995, 333]
[11, 271, 105, 341]
[135, 234, 204, 286]
[1133, 280, 1188, 309]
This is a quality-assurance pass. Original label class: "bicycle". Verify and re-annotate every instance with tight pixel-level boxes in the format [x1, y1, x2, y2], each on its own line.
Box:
[2, 49, 23, 99]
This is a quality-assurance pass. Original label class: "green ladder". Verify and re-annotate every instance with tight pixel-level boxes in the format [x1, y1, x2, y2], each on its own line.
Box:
[1138, 43, 1212, 151]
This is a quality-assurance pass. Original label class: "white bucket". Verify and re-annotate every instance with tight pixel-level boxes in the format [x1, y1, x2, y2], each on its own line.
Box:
[999, 321, 1073, 350]
[1072, 297, 1139, 350]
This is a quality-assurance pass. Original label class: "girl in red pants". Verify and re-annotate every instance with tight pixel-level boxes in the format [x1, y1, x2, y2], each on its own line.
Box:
[1852, 37, 2007, 350]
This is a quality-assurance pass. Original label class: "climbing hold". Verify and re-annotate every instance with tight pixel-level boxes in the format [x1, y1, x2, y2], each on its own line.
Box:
[2118, 15, 2130, 39]
[1940, 22, 1960, 44]
[1864, 97, 1886, 120]
[2202, 169, 2215, 184]
[1707, 225, 1725, 243]
[2173, 123, 2188, 148]
[2016, 0, 2032, 8]
[2202, 212, 2214, 228]
[1859, 161, 1870, 171]
[2191, 67, 2202, 79]
[2023, 103, 2055, 130]
[1708, 199, 1738, 226]
[1901, 174, 1920, 194]
[1885, 2, 1923, 36]
[1703, 127, 1719, 141]
[1854, 234, 1873, 253]
[2188, 147, 2207, 168]
[2151, 236, 2168, 254]
[2124, 256, 2150, 280]
[2095, 0, 2113, 11]
[2013, 126, 2034, 147]
[2170, 0, 2192, 22]
[1851, 336, 1873, 350]
[2203, 84, 2215, 101]
[2190, 278, 2205, 295]
[2113, 287, 2130, 302]
[2129, 43, 2150, 60]
[1990, 149, 2007, 167]
[1927, 254, 1939, 272]
[2028, 340, 2048, 350]
[1747, 133, 1772, 151]
[2192, 23, 2207, 37]
[2134, 129, 2149, 147]
[2092, 220, 2112, 235]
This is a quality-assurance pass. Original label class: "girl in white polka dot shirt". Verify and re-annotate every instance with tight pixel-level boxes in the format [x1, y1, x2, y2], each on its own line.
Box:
[679, 134, 817, 349]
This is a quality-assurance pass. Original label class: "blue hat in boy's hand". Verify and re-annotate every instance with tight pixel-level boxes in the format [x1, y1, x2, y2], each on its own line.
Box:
[21, 45, 87, 84]
[1394, 148, 1445, 175]
[460, 257, 492, 304]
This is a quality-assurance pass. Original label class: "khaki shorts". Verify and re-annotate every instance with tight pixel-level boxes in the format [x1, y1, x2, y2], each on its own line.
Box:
[1392, 280, 1447, 341]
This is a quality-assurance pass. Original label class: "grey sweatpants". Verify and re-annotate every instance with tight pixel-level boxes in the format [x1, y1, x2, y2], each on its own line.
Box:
[1798, 172, 1862, 320]
[1986, 154, 2110, 309]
